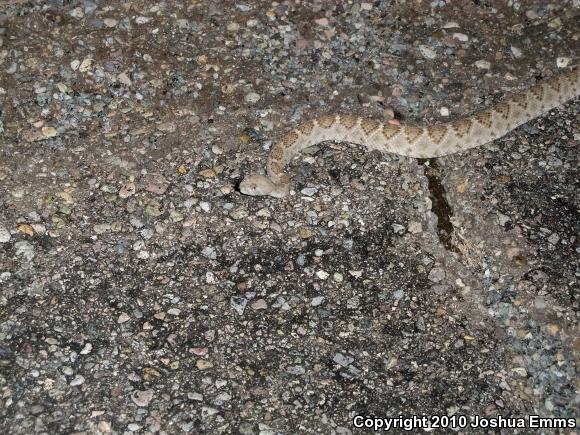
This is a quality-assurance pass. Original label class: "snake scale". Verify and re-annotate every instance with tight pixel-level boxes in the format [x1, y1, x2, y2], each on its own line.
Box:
[240, 67, 579, 197]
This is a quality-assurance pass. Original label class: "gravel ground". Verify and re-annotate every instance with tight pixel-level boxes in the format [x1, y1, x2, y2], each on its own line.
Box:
[0, 1, 578, 434]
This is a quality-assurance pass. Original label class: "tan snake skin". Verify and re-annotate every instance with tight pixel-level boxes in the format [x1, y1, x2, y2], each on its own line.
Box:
[240, 67, 579, 197]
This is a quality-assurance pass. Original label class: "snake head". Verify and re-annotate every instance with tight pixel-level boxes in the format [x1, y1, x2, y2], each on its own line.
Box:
[239, 174, 290, 198]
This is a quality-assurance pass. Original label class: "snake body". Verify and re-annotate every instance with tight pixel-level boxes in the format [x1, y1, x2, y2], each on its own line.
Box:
[240, 68, 579, 197]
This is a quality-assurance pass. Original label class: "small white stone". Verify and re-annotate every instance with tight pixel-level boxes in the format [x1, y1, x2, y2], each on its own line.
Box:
[0, 226, 10, 243]
[418, 45, 437, 60]
[525, 10, 539, 19]
[440, 107, 449, 117]
[556, 57, 571, 68]
[510, 46, 522, 58]
[227, 22, 240, 32]
[349, 270, 363, 278]
[79, 57, 92, 73]
[117, 72, 132, 86]
[311, 296, 325, 306]
[70, 375, 85, 386]
[301, 187, 318, 196]
[244, 92, 260, 103]
[316, 270, 329, 280]
[135, 249, 149, 259]
[452, 33, 468, 42]
[117, 313, 131, 323]
[69, 7, 84, 19]
[408, 221, 423, 234]
[253, 207, 270, 218]
[80, 343, 93, 355]
[475, 60, 491, 70]
[103, 18, 118, 28]
[131, 390, 154, 407]
[135, 16, 152, 24]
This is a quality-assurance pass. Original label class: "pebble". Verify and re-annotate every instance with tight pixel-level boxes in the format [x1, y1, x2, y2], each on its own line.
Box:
[188, 392, 203, 401]
[311, 296, 325, 306]
[97, 421, 112, 432]
[227, 22, 240, 32]
[117, 313, 131, 323]
[256, 208, 271, 218]
[202, 246, 217, 259]
[497, 213, 511, 227]
[556, 57, 571, 68]
[70, 375, 85, 386]
[93, 224, 111, 234]
[534, 296, 546, 310]
[296, 254, 306, 266]
[510, 46, 522, 58]
[231, 208, 249, 220]
[300, 187, 318, 196]
[69, 7, 84, 19]
[525, 10, 539, 19]
[333, 353, 354, 367]
[117, 72, 132, 86]
[231, 296, 248, 315]
[428, 267, 445, 283]
[131, 390, 154, 407]
[547, 233, 559, 245]
[346, 296, 359, 309]
[440, 107, 449, 117]
[103, 18, 118, 28]
[244, 92, 261, 103]
[0, 226, 10, 243]
[251, 299, 268, 310]
[393, 289, 405, 300]
[135, 16, 152, 24]
[42, 126, 58, 138]
[418, 45, 437, 59]
[196, 359, 214, 370]
[202, 406, 219, 418]
[316, 270, 329, 280]
[475, 60, 491, 70]
[452, 33, 468, 42]
[144, 200, 163, 217]
[119, 182, 136, 198]
[15, 241, 35, 261]
[407, 222, 422, 234]
[145, 173, 170, 195]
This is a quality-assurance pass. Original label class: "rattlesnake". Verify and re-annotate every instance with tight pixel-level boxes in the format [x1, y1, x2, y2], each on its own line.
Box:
[240, 67, 579, 197]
